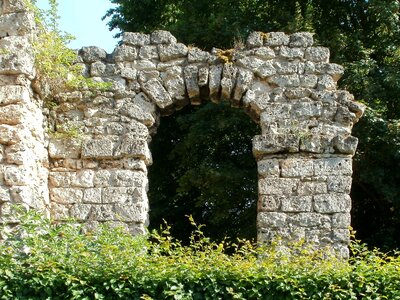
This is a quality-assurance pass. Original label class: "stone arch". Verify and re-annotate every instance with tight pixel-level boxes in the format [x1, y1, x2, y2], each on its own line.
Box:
[0, 1, 365, 256]
[54, 30, 364, 254]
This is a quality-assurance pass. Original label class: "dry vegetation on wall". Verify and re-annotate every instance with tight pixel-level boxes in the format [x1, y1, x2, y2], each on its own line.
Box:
[0, 209, 400, 299]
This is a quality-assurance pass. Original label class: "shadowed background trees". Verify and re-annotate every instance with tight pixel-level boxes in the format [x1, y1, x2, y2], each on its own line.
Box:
[105, 0, 400, 249]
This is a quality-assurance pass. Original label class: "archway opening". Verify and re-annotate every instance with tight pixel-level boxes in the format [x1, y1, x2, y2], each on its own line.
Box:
[148, 101, 259, 243]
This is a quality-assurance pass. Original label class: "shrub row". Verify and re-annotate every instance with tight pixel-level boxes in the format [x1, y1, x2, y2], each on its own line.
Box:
[0, 210, 399, 299]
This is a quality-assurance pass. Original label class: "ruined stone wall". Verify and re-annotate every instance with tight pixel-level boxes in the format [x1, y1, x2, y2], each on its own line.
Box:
[0, 0, 365, 256]
[0, 0, 49, 221]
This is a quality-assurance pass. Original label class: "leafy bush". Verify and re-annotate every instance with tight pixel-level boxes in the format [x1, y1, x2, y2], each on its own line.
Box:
[0, 209, 400, 299]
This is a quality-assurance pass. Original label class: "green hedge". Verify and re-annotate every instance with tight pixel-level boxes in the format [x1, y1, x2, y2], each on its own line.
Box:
[0, 210, 399, 299]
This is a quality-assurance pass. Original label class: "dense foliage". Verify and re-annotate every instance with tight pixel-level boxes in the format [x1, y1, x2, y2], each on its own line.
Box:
[148, 102, 258, 242]
[1, 210, 400, 299]
[104, 0, 400, 249]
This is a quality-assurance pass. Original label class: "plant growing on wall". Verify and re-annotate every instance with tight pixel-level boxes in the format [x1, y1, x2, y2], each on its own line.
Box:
[25, 0, 110, 100]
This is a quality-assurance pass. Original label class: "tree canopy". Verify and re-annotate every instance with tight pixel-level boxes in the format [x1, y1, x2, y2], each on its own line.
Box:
[105, 0, 400, 249]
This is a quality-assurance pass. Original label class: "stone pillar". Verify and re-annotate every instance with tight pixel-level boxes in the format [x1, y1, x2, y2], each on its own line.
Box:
[253, 87, 364, 257]
[0, 0, 49, 222]
[48, 46, 155, 234]
[256, 155, 352, 256]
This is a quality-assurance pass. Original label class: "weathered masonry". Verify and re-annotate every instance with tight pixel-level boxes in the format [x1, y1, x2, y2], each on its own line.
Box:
[0, 0, 365, 256]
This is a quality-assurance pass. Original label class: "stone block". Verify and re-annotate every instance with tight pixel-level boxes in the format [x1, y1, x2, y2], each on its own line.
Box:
[1, 0, 27, 14]
[139, 69, 159, 84]
[273, 61, 299, 74]
[264, 32, 290, 46]
[289, 32, 314, 47]
[314, 157, 352, 176]
[131, 59, 157, 70]
[79, 46, 107, 63]
[49, 172, 74, 188]
[70, 203, 91, 221]
[151, 30, 177, 44]
[280, 158, 313, 178]
[327, 175, 352, 193]
[49, 138, 81, 159]
[4, 143, 29, 165]
[0, 104, 25, 125]
[93, 170, 112, 187]
[290, 212, 331, 229]
[243, 90, 270, 115]
[281, 196, 313, 212]
[253, 47, 275, 60]
[142, 78, 173, 109]
[332, 213, 351, 229]
[258, 227, 306, 243]
[299, 134, 325, 154]
[122, 32, 150, 46]
[221, 64, 237, 99]
[71, 170, 94, 188]
[50, 188, 83, 204]
[114, 203, 147, 222]
[90, 205, 115, 221]
[102, 187, 144, 204]
[333, 135, 358, 155]
[0, 12, 34, 37]
[9, 186, 34, 206]
[161, 66, 186, 102]
[246, 31, 264, 48]
[269, 74, 300, 87]
[111, 170, 147, 188]
[159, 43, 188, 62]
[83, 188, 102, 204]
[113, 45, 138, 62]
[299, 74, 318, 88]
[258, 195, 281, 211]
[0, 36, 34, 76]
[188, 47, 210, 63]
[114, 134, 150, 162]
[314, 193, 351, 213]
[184, 65, 200, 103]
[120, 102, 155, 127]
[0, 85, 29, 106]
[82, 138, 114, 159]
[0, 186, 11, 202]
[258, 212, 288, 228]
[237, 57, 276, 79]
[279, 46, 304, 60]
[252, 134, 300, 156]
[120, 67, 137, 80]
[305, 229, 333, 245]
[0, 124, 18, 144]
[332, 229, 350, 244]
[3, 166, 28, 186]
[258, 177, 299, 195]
[51, 202, 71, 220]
[317, 75, 336, 90]
[138, 45, 159, 60]
[90, 61, 106, 77]
[197, 67, 208, 87]
[305, 47, 330, 63]
[122, 158, 147, 172]
[297, 181, 327, 196]
[260, 103, 292, 122]
[208, 64, 223, 101]
[257, 159, 280, 177]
